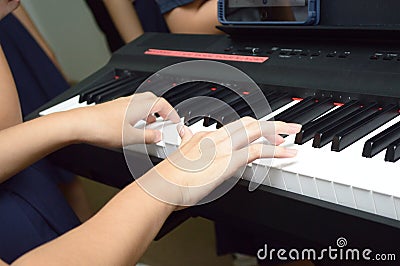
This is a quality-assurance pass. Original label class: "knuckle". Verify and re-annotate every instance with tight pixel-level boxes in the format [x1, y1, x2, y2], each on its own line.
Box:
[241, 116, 255, 123]
[249, 144, 261, 157]
[274, 121, 286, 130]
[156, 96, 168, 105]
[195, 131, 210, 138]
[144, 91, 156, 98]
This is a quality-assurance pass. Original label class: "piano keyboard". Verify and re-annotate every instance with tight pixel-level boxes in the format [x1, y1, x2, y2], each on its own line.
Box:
[39, 72, 400, 222]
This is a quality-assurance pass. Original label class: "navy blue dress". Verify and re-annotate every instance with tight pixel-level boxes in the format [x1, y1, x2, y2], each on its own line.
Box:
[0, 14, 80, 263]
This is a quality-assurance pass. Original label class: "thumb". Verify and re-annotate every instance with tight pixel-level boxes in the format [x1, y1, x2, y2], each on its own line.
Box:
[123, 127, 162, 145]
[177, 124, 193, 145]
[143, 129, 162, 144]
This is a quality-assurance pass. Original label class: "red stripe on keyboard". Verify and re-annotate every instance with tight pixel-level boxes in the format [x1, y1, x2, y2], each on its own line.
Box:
[144, 49, 269, 63]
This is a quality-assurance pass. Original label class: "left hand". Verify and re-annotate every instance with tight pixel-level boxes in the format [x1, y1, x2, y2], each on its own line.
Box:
[70, 92, 180, 148]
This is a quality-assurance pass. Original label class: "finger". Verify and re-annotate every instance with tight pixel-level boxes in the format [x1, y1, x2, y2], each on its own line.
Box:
[231, 144, 297, 168]
[125, 127, 162, 144]
[262, 133, 286, 146]
[211, 117, 259, 150]
[151, 97, 181, 123]
[144, 129, 162, 143]
[247, 143, 298, 162]
[206, 116, 254, 146]
[230, 119, 301, 149]
[177, 124, 193, 145]
[146, 114, 157, 124]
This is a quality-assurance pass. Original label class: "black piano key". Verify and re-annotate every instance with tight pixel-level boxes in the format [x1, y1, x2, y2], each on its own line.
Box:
[265, 91, 284, 102]
[167, 82, 211, 106]
[295, 100, 360, 144]
[313, 102, 378, 148]
[203, 89, 235, 127]
[385, 138, 400, 162]
[331, 104, 399, 151]
[267, 92, 292, 111]
[284, 98, 334, 124]
[182, 87, 232, 124]
[184, 116, 203, 127]
[93, 77, 147, 104]
[79, 78, 121, 103]
[163, 82, 199, 105]
[97, 77, 147, 103]
[104, 84, 139, 101]
[84, 75, 138, 104]
[221, 93, 271, 124]
[79, 72, 134, 103]
[274, 97, 316, 121]
[234, 93, 293, 122]
[220, 103, 251, 125]
[363, 120, 400, 158]
[225, 91, 284, 117]
[206, 92, 250, 124]
[178, 83, 220, 116]
[162, 81, 195, 99]
[262, 89, 277, 98]
[203, 117, 217, 127]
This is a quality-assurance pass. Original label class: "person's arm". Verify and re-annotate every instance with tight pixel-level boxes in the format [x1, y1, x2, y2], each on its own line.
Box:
[164, 0, 222, 34]
[9, 116, 300, 266]
[0, 0, 19, 20]
[0, 91, 180, 184]
[12, 4, 68, 80]
[0, 45, 22, 130]
[12, 181, 173, 265]
[103, 0, 144, 43]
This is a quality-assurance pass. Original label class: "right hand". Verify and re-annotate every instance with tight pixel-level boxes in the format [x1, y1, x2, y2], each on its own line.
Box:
[139, 117, 302, 208]
[0, 0, 20, 20]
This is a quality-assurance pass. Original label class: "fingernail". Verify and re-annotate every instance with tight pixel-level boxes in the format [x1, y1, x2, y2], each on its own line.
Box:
[154, 131, 162, 142]
[288, 123, 302, 132]
[177, 124, 185, 137]
[286, 149, 298, 156]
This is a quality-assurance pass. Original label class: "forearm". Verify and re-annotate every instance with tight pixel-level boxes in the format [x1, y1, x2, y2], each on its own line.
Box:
[103, 0, 144, 43]
[13, 181, 174, 266]
[164, 0, 222, 34]
[0, 111, 80, 183]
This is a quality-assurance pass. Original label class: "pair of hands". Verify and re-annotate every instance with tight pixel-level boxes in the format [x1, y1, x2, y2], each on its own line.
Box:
[0, 0, 20, 20]
[73, 92, 301, 208]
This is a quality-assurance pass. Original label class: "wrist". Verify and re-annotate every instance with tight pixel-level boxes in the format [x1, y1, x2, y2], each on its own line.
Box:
[46, 108, 89, 145]
[126, 181, 176, 215]
[135, 168, 181, 212]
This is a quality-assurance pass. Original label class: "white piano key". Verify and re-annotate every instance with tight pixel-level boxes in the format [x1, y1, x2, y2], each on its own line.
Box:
[298, 174, 319, 199]
[187, 119, 208, 133]
[333, 183, 356, 208]
[372, 193, 397, 220]
[394, 197, 400, 220]
[315, 178, 337, 203]
[353, 188, 375, 214]
[39, 95, 83, 116]
[245, 163, 272, 186]
[268, 168, 286, 190]
[282, 171, 302, 194]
